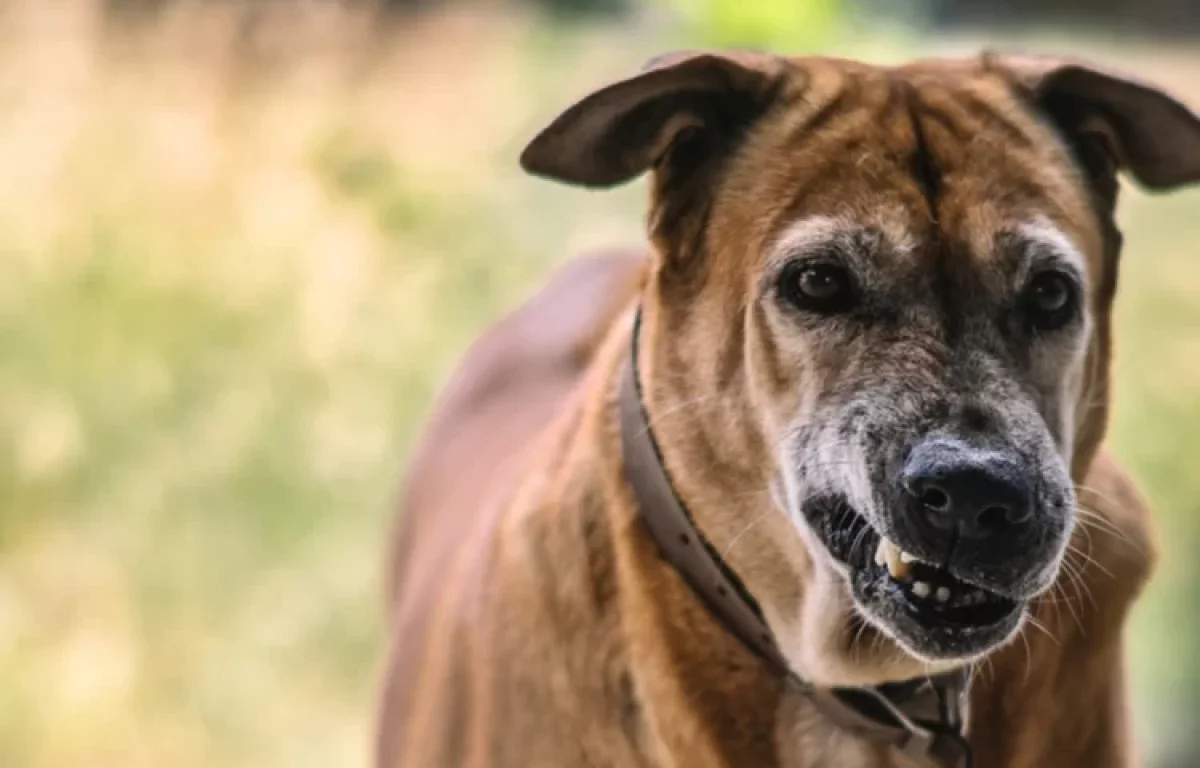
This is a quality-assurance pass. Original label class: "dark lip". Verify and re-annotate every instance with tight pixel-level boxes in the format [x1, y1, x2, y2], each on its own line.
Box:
[852, 550, 1024, 632]
[802, 497, 1026, 645]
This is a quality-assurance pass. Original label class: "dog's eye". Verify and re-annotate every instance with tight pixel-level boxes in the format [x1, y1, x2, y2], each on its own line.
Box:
[1025, 271, 1078, 330]
[779, 262, 856, 314]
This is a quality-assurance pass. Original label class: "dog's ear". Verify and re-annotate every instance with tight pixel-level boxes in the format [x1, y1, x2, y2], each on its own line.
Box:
[520, 51, 785, 188]
[990, 53, 1200, 193]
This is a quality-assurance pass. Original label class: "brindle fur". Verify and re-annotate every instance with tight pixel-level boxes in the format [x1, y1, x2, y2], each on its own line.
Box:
[377, 51, 1200, 767]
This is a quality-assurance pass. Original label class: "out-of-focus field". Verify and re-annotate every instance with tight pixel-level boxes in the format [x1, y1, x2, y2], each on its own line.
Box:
[0, 2, 1197, 767]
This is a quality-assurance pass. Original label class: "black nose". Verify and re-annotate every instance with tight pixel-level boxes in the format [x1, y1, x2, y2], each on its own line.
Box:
[902, 439, 1034, 538]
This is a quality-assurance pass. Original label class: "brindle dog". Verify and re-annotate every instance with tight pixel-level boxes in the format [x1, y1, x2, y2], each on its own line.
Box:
[377, 51, 1200, 767]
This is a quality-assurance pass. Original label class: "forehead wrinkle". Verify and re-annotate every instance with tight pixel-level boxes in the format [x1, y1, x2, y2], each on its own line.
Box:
[901, 76, 1076, 229]
[913, 75, 1040, 160]
[773, 61, 853, 148]
[751, 72, 929, 230]
[911, 81, 1102, 266]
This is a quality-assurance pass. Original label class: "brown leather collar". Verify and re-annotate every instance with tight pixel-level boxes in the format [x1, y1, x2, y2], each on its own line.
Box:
[618, 307, 973, 768]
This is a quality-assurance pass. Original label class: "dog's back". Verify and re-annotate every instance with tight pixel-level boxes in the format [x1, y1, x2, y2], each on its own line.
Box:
[386, 248, 644, 606]
[378, 248, 644, 763]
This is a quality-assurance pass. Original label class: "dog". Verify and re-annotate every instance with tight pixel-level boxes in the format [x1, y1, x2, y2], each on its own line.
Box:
[376, 50, 1200, 767]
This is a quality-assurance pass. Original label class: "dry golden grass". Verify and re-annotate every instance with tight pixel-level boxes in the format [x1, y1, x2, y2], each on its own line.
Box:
[0, 2, 1197, 766]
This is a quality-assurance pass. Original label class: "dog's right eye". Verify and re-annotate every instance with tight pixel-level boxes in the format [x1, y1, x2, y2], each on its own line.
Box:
[778, 262, 856, 314]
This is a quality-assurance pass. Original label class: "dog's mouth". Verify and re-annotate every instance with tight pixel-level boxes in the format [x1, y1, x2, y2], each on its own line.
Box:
[862, 536, 1020, 629]
[812, 500, 1025, 658]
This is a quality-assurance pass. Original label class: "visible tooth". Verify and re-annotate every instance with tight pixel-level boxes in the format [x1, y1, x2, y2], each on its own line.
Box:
[912, 581, 931, 598]
[900, 551, 918, 564]
[936, 586, 951, 603]
[875, 539, 912, 581]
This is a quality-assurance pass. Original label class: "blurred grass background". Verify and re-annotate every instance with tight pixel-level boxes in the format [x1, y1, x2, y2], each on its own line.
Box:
[0, 1, 1197, 766]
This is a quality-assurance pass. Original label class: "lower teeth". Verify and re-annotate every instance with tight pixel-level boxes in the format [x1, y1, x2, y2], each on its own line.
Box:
[875, 539, 994, 607]
[902, 582, 990, 607]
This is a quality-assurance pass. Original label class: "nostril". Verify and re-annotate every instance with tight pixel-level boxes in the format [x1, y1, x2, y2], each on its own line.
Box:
[977, 505, 1011, 531]
[919, 486, 951, 512]
[961, 404, 993, 433]
[903, 438, 1036, 538]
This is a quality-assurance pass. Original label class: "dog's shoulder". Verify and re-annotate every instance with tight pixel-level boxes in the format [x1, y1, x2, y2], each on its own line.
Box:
[1076, 448, 1158, 601]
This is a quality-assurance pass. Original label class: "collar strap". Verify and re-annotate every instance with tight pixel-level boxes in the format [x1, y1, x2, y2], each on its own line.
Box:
[618, 307, 972, 768]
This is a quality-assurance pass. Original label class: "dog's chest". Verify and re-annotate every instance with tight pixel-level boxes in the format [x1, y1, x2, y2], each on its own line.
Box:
[773, 697, 918, 768]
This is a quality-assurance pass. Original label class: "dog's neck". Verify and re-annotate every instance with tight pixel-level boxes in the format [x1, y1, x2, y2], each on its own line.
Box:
[618, 305, 970, 768]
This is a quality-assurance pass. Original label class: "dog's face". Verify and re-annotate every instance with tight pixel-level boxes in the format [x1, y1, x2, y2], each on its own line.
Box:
[523, 53, 1200, 681]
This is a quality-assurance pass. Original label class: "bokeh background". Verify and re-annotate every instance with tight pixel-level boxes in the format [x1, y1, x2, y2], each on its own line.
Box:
[1, 0, 1197, 766]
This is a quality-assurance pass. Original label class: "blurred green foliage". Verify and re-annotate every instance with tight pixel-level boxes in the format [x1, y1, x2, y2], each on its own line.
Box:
[1110, 192, 1200, 764]
[664, 0, 845, 50]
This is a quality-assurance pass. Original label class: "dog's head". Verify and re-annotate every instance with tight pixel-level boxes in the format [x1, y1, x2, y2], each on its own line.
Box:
[522, 52, 1200, 682]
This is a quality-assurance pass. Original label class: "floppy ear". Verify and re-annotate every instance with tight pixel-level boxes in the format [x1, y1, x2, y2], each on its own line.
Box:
[989, 53, 1200, 192]
[520, 51, 785, 188]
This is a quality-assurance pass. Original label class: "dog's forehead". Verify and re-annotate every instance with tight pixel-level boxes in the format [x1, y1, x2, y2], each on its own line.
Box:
[712, 56, 1104, 279]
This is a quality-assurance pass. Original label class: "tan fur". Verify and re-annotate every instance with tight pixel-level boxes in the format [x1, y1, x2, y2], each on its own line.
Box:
[376, 52, 1185, 767]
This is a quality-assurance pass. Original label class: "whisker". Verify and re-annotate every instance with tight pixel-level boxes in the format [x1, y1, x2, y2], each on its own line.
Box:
[1057, 556, 1098, 612]
[1024, 614, 1060, 647]
[1065, 541, 1115, 580]
[1073, 483, 1121, 509]
[1018, 626, 1033, 685]
[1074, 504, 1145, 557]
[720, 510, 773, 560]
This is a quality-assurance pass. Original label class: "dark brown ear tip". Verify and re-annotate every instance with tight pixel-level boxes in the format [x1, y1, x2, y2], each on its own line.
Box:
[519, 133, 630, 188]
[518, 124, 572, 182]
[518, 137, 548, 177]
[518, 84, 629, 186]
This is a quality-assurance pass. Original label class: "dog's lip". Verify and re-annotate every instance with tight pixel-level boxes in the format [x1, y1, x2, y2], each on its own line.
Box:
[870, 532, 1027, 601]
[853, 567, 1026, 659]
[802, 498, 1026, 633]
[804, 495, 1032, 598]
[856, 541, 1024, 631]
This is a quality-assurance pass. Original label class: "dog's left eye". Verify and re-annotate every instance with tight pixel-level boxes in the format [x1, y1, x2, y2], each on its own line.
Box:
[1024, 271, 1079, 331]
[779, 262, 856, 314]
